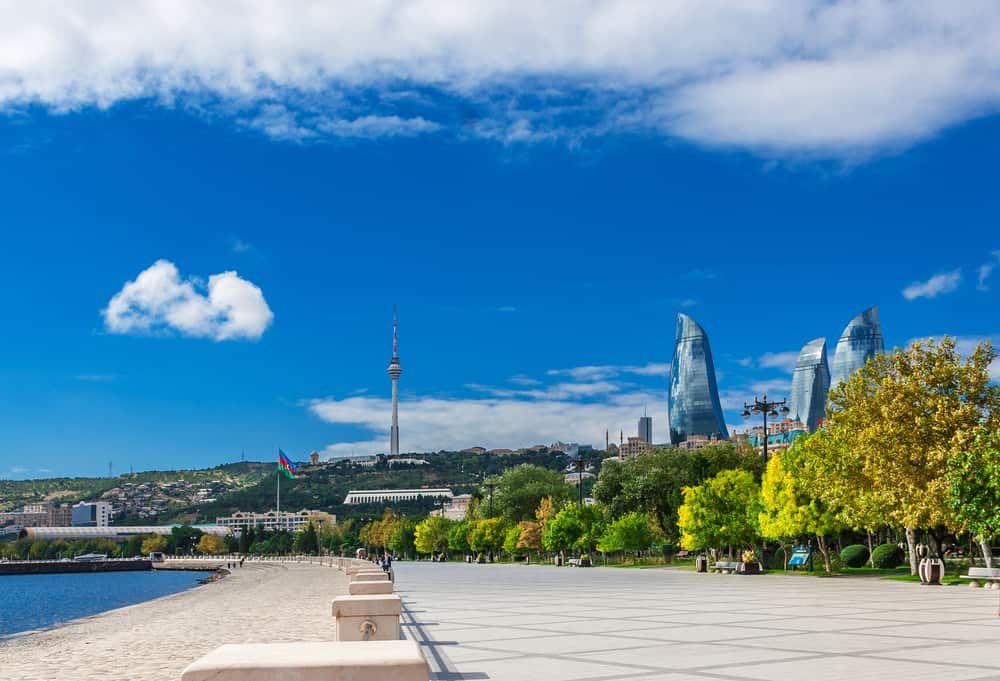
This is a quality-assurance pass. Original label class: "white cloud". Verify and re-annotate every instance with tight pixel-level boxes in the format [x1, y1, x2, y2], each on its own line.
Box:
[902, 269, 962, 300]
[496, 306, 518, 313]
[977, 250, 1000, 291]
[2, 3, 1000, 156]
[547, 362, 670, 381]
[103, 259, 273, 341]
[310, 388, 663, 456]
[758, 351, 800, 373]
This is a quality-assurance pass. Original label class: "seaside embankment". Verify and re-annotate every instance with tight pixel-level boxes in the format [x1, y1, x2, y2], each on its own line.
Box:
[0, 559, 349, 681]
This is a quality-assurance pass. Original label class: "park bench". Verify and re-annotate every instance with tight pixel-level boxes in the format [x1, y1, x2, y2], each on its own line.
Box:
[961, 567, 1000, 588]
[712, 561, 740, 574]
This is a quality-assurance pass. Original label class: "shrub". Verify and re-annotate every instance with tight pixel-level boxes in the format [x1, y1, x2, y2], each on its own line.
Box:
[841, 544, 870, 568]
[871, 543, 904, 569]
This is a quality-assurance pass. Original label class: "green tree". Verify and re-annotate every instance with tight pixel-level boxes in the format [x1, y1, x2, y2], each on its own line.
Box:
[294, 522, 320, 555]
[593, 444, 754, 544]
[503, 525, 521, 556]
[492, 465, 572, 523]
[447, 519, 471, 554]
[468, 518, 507, 559]
[29, 540, 47, 560]
[542, 504, 606, 554]
[516, 520, 542, 554]
[414, 516, 452, 556]
[388, 518, 417, 558]
[141, 535, 168, 555]
[947, 428, 1000, 567]
[238, 525, 255, 554]
[170, 525, 204, 555]
[677, 469, 760, 555]
[597, 511, 662, 560]
[758, 442, 845, 573]
[824, 337, 1000, 573]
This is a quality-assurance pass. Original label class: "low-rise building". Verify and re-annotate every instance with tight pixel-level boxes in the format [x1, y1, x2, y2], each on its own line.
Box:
[71, 501, 113, 527]
[431, 494, 472, 521]
[215, 510, 336, 533]
[618, 436, 653, 459]
[343, 488, 453, 505]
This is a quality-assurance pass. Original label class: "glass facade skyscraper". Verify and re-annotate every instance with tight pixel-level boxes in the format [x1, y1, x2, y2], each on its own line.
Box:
[667, 313, 728, 443]
[789, 337, 830, 432]
[831, 306, 885, 388]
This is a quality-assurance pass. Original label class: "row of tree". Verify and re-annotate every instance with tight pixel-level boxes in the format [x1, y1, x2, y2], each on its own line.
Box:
[677, 338, 1000, 574]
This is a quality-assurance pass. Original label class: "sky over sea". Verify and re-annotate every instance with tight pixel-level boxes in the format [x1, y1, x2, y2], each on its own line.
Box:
[0, 2, 998, 478]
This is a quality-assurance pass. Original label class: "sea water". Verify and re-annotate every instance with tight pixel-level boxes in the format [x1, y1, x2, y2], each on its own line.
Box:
[0, 570, 206, 637]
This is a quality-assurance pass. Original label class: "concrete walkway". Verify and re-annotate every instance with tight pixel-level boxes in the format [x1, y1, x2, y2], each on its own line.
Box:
[394, 562, 1000, 681]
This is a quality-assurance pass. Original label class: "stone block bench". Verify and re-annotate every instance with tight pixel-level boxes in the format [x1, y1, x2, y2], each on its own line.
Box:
[349, 580, 394, 596]
[181, 640, 428, 681]
[332, 594, 402, 641]
[713, 561, 740, 574]
[961, 567, 1000, 589]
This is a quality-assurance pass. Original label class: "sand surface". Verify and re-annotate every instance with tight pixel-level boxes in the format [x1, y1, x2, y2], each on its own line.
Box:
[0, 559, 348, 681]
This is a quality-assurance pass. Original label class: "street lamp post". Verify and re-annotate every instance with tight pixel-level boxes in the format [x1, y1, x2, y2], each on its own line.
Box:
[573, 454, 588, 507]
[741, 394, 790, 468]
[481, 478, 499, 562]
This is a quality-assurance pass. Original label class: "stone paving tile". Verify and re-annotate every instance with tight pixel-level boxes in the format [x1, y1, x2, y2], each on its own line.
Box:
[395, 562, 1000, 681]
[710, 654, 991, 681]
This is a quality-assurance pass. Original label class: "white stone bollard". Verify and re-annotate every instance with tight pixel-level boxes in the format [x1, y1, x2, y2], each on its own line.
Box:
[349, 580, 394, 596]
[332, 594, 402, 642]
[181, 640, 428, 681]
[352, 571, 390, 582]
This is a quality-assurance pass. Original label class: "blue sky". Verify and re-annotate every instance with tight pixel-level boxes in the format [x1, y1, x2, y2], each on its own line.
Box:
[0, 2, 998, 478]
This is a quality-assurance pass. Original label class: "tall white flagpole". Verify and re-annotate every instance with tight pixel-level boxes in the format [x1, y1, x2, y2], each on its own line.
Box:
[276, 449, 281, 520]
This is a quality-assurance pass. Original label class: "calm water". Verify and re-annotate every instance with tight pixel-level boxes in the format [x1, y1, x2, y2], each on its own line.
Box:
[0, 570, 206, 637]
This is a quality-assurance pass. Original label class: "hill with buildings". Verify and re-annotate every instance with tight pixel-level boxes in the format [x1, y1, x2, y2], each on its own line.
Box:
[1, 450, 573, 527]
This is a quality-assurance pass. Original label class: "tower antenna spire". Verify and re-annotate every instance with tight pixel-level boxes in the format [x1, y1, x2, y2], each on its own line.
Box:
[387, 306, 403, 456]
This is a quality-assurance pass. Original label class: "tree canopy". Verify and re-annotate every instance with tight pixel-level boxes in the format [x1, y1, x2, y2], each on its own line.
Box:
[678, 469, 760, 553]
[491, 465, 572, 523]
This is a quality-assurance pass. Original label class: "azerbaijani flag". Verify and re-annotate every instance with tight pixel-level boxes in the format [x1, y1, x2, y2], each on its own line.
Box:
[278, 449, 297, 479]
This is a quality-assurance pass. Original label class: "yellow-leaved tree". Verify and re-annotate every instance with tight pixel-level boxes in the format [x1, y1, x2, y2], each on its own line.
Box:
[824, 337, 1000, 574]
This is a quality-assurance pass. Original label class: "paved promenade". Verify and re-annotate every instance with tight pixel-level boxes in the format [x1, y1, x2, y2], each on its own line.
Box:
[0, 560, 348, 681]
[396, 562, 1000, 681]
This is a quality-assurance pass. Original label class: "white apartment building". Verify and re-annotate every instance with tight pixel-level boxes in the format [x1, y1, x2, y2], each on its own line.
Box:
[343, 488, 453, 505]
[215, 509, 336, 533]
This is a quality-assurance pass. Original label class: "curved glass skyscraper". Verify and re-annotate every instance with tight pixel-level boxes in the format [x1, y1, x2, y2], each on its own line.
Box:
[667, 313, 728, 443]
[789, 337, 830, 432]
[831, 306, 885, 388]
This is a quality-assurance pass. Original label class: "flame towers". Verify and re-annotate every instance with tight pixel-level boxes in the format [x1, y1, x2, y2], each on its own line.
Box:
[789, 338, 830, 432]
[387, 308, 402, 456]
[668, 313, 728, 444]
[831, 306, 884, 388]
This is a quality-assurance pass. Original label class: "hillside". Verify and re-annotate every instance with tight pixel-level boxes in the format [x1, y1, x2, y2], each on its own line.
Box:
[1, 450, 573, 525]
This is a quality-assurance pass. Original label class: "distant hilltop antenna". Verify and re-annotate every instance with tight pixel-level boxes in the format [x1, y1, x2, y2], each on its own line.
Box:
[108, 461, 113, 478]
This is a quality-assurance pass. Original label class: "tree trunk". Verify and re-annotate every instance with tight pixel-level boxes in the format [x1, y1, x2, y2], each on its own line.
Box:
[866, 531, 874, 567]
[927, 528, 944, 561]
[980, 539, 994, 569]
[905, 527, 919, 576]
[816, 535, 833, 574]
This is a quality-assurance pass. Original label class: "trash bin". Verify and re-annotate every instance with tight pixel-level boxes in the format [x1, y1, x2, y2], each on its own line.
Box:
[695, 554, 708, 573]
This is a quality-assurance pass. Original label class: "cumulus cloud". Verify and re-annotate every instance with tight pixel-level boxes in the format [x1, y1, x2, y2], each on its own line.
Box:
[547, 362, 670, 381]
[902, 269, 962, 300]
[103, 259, 273, 341]
[3, 2, 1000, 156]
[309, 389, 664, 457]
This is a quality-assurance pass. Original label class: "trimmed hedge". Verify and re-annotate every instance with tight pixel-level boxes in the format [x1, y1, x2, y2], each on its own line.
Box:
[841, 544, 870, 568]
[871, 543, 904, 569]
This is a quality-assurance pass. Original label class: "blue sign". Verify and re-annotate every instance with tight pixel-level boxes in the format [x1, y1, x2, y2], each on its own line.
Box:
[788, 545, 811, 566]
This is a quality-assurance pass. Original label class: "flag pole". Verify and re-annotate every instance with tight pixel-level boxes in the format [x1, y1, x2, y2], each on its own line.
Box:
[276, 449, 281, 519]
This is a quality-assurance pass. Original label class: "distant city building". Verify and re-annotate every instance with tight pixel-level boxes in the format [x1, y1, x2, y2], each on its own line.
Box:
[71, 501, 112, 527]
[19, 524, 231, 542]
[618, 436, 653, 459]
[606, 443, 619, 456]
[0, 501, 73, 528]
[668, 313, 728, 443]
[387, 457, 429, 466]
[831, 306, 884, 388]
[565, 472, 596, 484]
[431, 494, 472, 521]
[215, 510, 336, 533]
[638, 416, 653, 445]
[461, 447, 487, 454]
[675, 434, 726, 451]
[748, 418, 808, 455]
[487, 448, 514, 455]
[310, 451, 320, 465]
[343, 488, 453, 505]
[789, 338, 831, 432]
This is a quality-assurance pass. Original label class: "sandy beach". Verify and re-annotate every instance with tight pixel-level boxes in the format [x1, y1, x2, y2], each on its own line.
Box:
[0, 560, 349, 681]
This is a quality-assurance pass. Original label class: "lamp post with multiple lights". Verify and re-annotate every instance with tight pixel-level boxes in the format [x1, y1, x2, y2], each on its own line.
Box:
[741, 394, 790, 468]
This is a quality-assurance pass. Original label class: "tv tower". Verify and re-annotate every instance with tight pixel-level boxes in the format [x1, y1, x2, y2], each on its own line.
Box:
[387, 307, 403, 455]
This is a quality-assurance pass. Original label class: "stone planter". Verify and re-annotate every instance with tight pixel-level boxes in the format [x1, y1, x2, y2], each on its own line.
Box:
[741, 561, 761, 575]
[919, 558, 944, 585]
